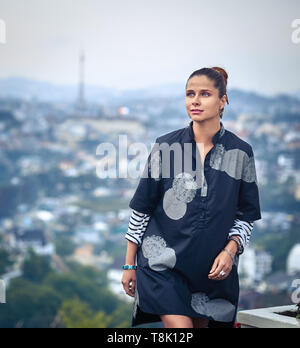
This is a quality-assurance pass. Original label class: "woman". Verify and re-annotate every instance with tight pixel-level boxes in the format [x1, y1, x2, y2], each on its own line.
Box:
[121, 67, 261, 328]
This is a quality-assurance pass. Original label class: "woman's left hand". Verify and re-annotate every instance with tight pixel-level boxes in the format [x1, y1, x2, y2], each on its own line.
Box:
[208, 250, 234, 281]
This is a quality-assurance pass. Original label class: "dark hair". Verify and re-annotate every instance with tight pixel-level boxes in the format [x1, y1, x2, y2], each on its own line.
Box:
[185, 66, 229, 118]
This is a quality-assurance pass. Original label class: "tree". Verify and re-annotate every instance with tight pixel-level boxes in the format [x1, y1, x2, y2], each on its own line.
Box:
[22, 249, 52, 283]
[55, 236, 76, 257]
[0, 248, 14, 275]
[44, 270, 118, 314]
[106, 304, 132, 328]
[0, 277, 62, 328]
[58, 297, 111, 328]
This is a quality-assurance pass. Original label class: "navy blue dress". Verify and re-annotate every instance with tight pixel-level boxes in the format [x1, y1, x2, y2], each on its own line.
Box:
[129, 120, 262, 327]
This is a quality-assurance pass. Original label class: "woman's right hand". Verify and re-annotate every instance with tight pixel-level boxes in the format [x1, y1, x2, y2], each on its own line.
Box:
[121, 270, 136, 297]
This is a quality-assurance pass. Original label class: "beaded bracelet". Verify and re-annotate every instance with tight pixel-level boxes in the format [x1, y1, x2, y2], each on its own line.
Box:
[122, 265, 137, 270]
[228, 236, 243, 254]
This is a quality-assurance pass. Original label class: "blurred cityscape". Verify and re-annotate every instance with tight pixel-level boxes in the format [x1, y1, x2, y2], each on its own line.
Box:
[0, 74, 300, 328]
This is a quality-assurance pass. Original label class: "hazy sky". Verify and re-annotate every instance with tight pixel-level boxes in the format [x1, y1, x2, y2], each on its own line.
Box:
[0, 0, 299, 96]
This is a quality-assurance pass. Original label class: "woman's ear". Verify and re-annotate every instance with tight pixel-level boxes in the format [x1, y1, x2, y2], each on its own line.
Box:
[220, 95, 227, 109]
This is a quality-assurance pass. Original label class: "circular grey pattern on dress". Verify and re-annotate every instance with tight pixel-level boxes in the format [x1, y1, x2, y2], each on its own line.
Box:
[148, 247, 176, 271]
[191, 292, 236, 322]
[172, 172, 197, 203]
[191, 292, 210, 314]
[163, 188, 187, 220]
[242, 156, 257, 184]
[221, 149, 243, 179]
[209, 147, 258, 185]
[210, 143, 225, 170]
[195, 169, 205, 190]
[142, 235, 167, 259]
[206, 299, 236, 322]
[141, 235, 177, 271]
[163, 172, 199, 220]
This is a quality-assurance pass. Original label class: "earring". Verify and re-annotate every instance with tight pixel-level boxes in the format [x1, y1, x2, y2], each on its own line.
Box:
[219, 108, 224, 118]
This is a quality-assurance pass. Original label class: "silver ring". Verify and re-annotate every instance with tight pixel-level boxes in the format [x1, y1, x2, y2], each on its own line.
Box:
[219, 270, 226, 277]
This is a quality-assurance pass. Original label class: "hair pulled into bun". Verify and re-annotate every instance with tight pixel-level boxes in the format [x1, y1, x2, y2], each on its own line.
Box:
[211, 66, 228, 87]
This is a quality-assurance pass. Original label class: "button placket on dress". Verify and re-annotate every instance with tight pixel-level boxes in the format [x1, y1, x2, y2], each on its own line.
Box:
[190, 123, 224, 226]
[199, 128, 223, 224]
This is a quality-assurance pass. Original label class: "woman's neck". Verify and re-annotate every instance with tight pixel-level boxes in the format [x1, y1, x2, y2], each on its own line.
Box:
[192, 117, 221, 145]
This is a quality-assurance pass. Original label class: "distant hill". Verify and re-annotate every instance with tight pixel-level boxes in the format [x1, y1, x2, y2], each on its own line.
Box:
[0, 76, 119, 104]
[0, 77, 186, 104]
[0, 76, 299, 117]
[291, 89, 300, 101]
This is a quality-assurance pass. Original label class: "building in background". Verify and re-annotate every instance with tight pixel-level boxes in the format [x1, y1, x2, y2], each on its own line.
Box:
[287, 244, 300, 275]
[238, 247, 273, 287]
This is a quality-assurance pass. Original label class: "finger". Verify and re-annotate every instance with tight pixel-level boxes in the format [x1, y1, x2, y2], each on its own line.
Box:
[218, 269, 228, 280]
[129, 280, 136, 294]
[127, 289, 135, 297]
[209, 254, 232, 279]
[123, 282, 134, 297]
[210, 260, 224, 277]
[209, 262, 225, 280]
[209, 261, 221, 279]
[219, 266, 232, 280]
[209, 258, 219, 275]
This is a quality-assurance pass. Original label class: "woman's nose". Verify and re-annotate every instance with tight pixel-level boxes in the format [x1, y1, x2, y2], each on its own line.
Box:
[192, 101, 201, 106]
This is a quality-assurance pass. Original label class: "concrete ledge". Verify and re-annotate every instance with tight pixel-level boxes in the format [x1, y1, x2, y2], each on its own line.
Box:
[237, 305, 300, 328]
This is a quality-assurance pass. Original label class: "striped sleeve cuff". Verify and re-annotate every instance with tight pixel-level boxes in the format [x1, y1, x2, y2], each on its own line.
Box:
[125, 210, 151, 246]
[227, 219, 254, 255]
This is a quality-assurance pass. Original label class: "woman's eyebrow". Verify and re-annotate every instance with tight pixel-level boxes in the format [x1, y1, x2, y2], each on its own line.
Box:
[186, 89, 213, 92]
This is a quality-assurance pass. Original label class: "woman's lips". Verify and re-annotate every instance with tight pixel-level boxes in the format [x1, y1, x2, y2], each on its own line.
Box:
[191, 110, 204, 114]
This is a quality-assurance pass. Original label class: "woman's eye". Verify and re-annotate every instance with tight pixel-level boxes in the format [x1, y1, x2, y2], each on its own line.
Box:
[186, 92, 210, 97]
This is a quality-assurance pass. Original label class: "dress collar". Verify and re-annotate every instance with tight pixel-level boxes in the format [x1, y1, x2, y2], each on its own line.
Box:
[187, 119, 225, 145]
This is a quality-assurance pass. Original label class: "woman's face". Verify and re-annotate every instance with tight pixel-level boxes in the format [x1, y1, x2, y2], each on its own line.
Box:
[185, 75, 226, 122]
